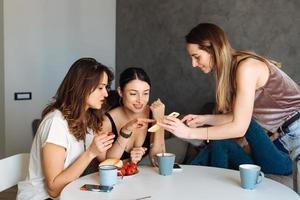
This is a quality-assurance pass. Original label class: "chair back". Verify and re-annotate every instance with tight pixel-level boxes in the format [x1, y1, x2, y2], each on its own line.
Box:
[32, 119, 41, 137]
[293, 159, 300, 195]
[0, 153, 29, 192]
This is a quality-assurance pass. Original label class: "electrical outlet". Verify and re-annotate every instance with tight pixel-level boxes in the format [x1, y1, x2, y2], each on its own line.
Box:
[14, 92, 32, 100]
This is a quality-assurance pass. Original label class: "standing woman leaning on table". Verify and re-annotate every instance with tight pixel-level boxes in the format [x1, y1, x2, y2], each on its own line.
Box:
[102, 67, 166, 166]
[158, 23, 300, 175]
[17, 58, 116, 200]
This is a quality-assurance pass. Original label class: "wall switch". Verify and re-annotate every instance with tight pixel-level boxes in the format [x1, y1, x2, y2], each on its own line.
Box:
[14, 92, 32, 100]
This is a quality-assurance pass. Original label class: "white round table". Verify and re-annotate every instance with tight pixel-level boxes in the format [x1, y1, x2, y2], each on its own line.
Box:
[60, 165, 299, 200]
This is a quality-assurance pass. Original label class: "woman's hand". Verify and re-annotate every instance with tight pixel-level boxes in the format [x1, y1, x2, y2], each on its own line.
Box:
[88, 133, 115, 157]
[182, 114, 208, 128]
[157, 116, 191, 139]
[130, 147, 147, 164]
[150, 98, 165, 121]
[43, 133, 115, 198]
[122, 118, 155, 132]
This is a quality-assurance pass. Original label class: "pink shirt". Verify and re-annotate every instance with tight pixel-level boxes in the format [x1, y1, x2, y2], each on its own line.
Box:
[253, 64, 300, 133]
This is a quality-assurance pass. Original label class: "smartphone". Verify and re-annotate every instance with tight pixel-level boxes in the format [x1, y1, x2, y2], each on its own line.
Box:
[80, 184, 113, 192]
[173, 163, 182, 171]
[148, 112, 180, 132]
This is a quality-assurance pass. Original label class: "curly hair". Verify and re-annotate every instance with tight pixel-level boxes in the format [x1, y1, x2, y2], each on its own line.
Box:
[41, 58, 114, 140]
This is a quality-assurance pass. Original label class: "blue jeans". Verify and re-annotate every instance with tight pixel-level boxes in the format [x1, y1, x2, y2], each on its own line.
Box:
[279, 118, 300, 161]
[189, 119, 292, 175]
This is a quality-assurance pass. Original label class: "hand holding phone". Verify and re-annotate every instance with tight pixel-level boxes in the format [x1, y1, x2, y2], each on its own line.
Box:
[80, 184, 113, 192]
[148, 112, 180, 132]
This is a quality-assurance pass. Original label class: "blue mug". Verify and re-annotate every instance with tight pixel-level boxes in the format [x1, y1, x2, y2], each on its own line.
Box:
[99, 165, 117, 187]
[239, 164, 264, 189]
[156, 153, 176, 176]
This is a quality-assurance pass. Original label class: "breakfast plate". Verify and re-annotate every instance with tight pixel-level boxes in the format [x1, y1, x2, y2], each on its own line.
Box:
[117, 161, 138, 177]
[100, 159, 138, 177]
[118, 169, 139, 177]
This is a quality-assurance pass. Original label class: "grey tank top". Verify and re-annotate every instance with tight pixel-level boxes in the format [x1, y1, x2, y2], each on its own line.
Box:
[253, 64, 300, 133]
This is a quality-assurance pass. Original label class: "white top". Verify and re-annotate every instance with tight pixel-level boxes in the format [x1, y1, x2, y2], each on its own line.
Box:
[61, 165, 299, 200]
[17, 109, 94, 200]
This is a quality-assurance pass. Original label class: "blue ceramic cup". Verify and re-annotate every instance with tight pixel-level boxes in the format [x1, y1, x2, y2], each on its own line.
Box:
[156, 153, 176, 176]
[99, 165, 117, 187]
[239, 164, 264, 189]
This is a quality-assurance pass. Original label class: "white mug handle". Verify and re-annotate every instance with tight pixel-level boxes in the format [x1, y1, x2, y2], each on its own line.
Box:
[257, 171, 264, 184]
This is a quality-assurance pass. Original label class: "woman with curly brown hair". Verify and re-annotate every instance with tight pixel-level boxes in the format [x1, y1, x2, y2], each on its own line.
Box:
[17, 58, 115, 200]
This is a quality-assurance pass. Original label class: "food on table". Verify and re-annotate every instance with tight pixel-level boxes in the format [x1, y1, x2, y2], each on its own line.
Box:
[99, 159, 138, 176]
[99, 158, 123, 168]
[117, 161, 138, 176]
[107, 131, 114, 136]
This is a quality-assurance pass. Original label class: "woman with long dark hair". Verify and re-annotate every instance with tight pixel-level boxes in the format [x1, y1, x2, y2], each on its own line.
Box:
[102, 67, 165, 166]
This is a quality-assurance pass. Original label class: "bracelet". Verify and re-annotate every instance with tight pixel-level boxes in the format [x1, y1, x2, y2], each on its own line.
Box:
[206, 127, 209, 143]
[120, 128, 132, 138]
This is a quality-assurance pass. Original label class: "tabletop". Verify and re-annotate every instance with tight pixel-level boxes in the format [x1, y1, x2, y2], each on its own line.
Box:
[60, 165, 299, 200]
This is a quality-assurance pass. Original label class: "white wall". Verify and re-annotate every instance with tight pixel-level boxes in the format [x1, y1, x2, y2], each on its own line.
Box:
[3, 0, 116, 156]
[0, 0, 4, 158]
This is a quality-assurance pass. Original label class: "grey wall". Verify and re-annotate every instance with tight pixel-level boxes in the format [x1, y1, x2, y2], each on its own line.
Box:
[0, 0, 4, 158]
[116, 0, 300, 115]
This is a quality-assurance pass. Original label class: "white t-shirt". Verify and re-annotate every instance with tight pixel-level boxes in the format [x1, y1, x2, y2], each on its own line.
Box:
[17, 109, 94, 200]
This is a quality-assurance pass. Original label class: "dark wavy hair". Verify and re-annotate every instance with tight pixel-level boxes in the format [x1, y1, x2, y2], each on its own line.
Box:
[41, 58, 114, 140]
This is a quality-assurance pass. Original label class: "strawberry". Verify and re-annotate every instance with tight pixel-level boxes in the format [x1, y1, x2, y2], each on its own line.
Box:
[129, 162, 137, 170]
[119, 161, 138, 176]
[120, 167, 126, 176]
[107, 131, 113, 136]
[127, 166, 136, 175]
[117, 171, 123, 176]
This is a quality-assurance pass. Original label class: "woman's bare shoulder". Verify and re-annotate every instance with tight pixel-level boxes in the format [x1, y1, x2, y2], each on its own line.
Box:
[238, 57, 266, 67]
[237, 57, 267, 74]
[102, 107, 122, 130]
[108, 106, 123, 118]
[236, 58, 269, 88]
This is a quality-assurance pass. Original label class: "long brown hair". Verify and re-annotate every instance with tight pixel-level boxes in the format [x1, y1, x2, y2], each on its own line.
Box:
[185, 23, 279, 113]
[42, 58, 114, 140]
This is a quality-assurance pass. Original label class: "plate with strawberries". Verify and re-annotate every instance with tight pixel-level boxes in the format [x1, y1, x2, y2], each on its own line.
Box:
[99, 159, 138, 177]
[117, 161, 138, 177]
